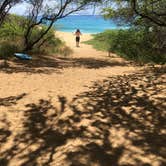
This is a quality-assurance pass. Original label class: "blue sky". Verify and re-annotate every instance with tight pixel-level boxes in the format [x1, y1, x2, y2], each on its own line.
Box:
[10, 2, 102, 15]
[10, 2, 28, 15]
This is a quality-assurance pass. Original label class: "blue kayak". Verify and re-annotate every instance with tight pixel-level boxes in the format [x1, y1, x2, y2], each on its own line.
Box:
[14, 53, 32, 60]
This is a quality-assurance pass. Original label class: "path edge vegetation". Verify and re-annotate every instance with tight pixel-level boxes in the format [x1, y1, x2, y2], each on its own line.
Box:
[84, 29, 166, 64]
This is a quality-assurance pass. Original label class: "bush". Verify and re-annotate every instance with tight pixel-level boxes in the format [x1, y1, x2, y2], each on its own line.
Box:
[0, 14, 67, 59]
[0, 15, 24, 60]
[0, 14, 25, 40]
[85, 29, 166, 64]
[29, 27, 72, 56]
[29, 27, 60, 54]
[0, 41, 19, 59]
[57, 45, 73, 57]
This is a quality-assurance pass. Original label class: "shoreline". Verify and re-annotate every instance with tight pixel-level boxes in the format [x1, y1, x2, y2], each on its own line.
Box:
[56, 30, 93, 36]
[54, 14, 127, 33]
[55, 30, 98, 34]
[54, 28, 128, 35]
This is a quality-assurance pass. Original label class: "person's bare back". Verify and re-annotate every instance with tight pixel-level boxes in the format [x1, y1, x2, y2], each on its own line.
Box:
[74, 29, 82, 47]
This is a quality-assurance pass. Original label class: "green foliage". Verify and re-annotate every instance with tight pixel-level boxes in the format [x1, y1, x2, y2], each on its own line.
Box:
[85, 29, 166, 64]
[0, 15, 24, 59]
[29, 26, 73, 56]
[0, 14, 66, 59]
[102, 0, 166, 27]
[0, 14, 25, 40]
[0, 41, 20, 59]
[100, 0, 166, 64]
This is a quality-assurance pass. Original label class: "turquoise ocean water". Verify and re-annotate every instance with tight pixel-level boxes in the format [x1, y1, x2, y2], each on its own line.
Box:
[54, 15, 125, 34]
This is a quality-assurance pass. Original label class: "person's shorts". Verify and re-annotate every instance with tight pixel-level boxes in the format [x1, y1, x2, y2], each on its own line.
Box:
[76, 36, 80, 42]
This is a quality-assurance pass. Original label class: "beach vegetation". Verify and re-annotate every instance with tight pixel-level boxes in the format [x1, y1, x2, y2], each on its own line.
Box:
[0, 14, 24, 60]
[0, 14, 68, 60]
[85, 29, 166, 64]
[102, 0, 166, 27]
[87, 0, 166, 64]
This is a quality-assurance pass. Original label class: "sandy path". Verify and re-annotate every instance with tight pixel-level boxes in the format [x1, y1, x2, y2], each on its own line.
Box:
[56, 31, 104, 58]
[56, 31, 122, 59]
[1, 31, 165, 166]
[0, 31, 138, 107]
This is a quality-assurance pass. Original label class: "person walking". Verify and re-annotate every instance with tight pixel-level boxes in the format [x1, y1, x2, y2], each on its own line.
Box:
[74, 29, 82, 47]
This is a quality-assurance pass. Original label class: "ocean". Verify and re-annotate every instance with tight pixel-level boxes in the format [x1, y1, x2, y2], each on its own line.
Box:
[54, 15, 125, 34]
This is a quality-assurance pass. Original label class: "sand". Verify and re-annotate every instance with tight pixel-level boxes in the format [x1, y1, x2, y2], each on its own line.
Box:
[0, 31, 165, 166]
[0, 31, 137, 107]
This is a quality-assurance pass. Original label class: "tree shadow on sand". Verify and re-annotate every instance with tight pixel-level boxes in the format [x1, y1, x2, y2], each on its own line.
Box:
[0, 93, 27, 164]
[0, 98, 88, 166]
[0, 55, 128, 74]
[0, 56, 62, 74]
[0, 93, 27, 107]
[0, 68, 165, 165]
[66, 68, 166, 166]
[0, 118, 11, 166]
[60, 57, 128, 69]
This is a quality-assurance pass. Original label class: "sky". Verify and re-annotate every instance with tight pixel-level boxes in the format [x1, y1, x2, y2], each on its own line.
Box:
[10, 2, 28, 15]
[10, 2, 102, 16]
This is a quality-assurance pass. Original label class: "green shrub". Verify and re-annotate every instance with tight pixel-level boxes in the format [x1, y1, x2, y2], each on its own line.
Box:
[0, 14, 25, 40]
[85, 29, 166, 64]
[30, 27, 65, 55]
[0, 14, 67, 58]
[57, 45, 73, 57]
[0, 41, 19, 59]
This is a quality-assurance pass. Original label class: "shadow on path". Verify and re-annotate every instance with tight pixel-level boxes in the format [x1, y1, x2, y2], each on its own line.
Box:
[0, 56, 128, 74]
[0, 93, 27, 106]
[0, 68, 165, 165]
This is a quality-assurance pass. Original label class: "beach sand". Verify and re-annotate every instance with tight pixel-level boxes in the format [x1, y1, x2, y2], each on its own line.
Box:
[0, 31, 165, 165]
[0, 31, 137, 107]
